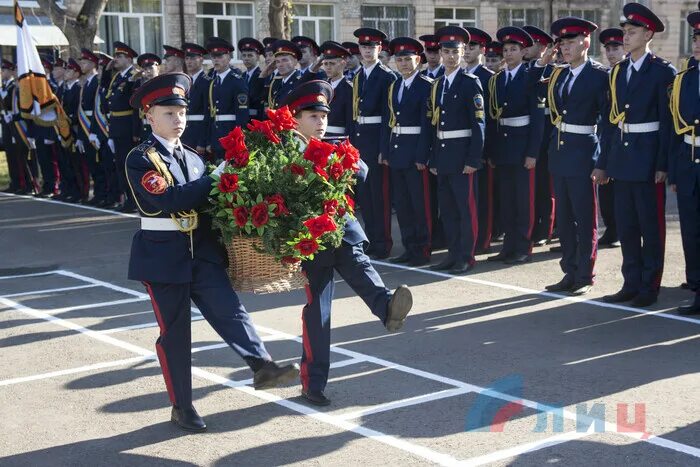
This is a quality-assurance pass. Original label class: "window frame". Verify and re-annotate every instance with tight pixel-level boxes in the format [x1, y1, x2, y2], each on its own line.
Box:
[99, 0, 164, 55]
[290, 3, 336, 44]
[496, 8, 544, 29]
[195, 1, 255, 47]
[434, 7, 478, 30]
[361, 5, 413, 38]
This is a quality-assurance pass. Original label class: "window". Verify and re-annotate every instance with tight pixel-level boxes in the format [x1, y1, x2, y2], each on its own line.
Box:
[196, 2, 254, 47]
[680, 10, 693, 57]
[99, 0, 163, 55]
[291, 4, 335, 44]
[361, 5, 411, 38]
[497, 8, 544, 29]
[558, 9, 601, 57]
[434, 7, 477, 30]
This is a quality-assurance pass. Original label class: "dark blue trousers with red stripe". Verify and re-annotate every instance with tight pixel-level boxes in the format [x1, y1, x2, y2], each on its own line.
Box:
[553, 176, 598, 285]
[300, 242, 391, 393]
[142, 259, 270, 408]
[35, 141, 60, 194]
[477, 166, 495, 251]
[614, 181, 666, 296]
[498, 165, 536, 257]
[356, 161, 392, 256]
[438, 172, 478, 265]
[391, 167, 432, 261]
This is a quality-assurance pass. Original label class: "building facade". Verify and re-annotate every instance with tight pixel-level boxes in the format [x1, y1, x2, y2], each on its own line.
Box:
[61, 0, 700, 67]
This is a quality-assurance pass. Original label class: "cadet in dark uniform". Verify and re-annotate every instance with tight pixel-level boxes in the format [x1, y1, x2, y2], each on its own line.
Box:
[381, 37, 434, 266]
[1, 60, 21, 193]
[350, 27, 397, 259]
[419, 35, 445, 79]
[237, 38, 265, 119]
[162, 45, 185, 73]
[266, 40, 306, 110]
[203, 37, 249, 160]
[427, 26, 486, 273]
[597, 28, 625, 249]
[541, 17, 610, 296]
[319, 41, 353, 138]
[280, 80, 413, 406]
[464, 27, 496, 254]
[487, 27, 544, 265]
[181, 42, 210, 155]
[596, 3, 675, 307]
[126, 73, 299, 432]
[106, 41, 141, 213]
[485, 41, 503, 73]
[292, 35, 326, 80]
[342, 41, 362, 80]
[136, 53, 162, 141]
[33, 57, 60, 197]
[669, 11, 700, 314]
[56, 58, 83, 203]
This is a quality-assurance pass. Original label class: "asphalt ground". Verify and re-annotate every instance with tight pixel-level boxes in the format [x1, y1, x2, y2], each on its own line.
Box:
[0, 191, 698, 466]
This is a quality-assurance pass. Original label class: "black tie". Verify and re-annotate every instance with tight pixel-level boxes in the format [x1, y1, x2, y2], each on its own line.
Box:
[174, 146, 189, 182]
[441, 78, 449, 105]
[505, 72, 511, 89]
[561, 71, 573, 103]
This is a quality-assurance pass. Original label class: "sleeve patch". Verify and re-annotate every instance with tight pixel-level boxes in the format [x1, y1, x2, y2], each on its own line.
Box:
[141, 170, 167, 195]
[474, 94, 484, 110]
[237, 93, 249, 106]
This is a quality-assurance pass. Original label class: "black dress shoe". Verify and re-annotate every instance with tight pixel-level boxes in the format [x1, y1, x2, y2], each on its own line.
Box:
[680, 282, 699, 292]
[598, 236, 621, 249]
[449, 261, 474, 274]
[475, 246, 492, 255]
[492, 234, 505, 243]
[602, 289, 638, 303]
[409, 256, 430, 267]
[678, 302, 700, 315]
[253, 361, 300, 390]
[301, 390, 331, 406]
[570, 283, 593, 296]
[390, 252, 412, 264]
[487, 252, 511, 262]
[631, 294, 657, 308]
[385, 285, 413, 332]
[430, 258, 455, 271]
[504, 254, 531, 265]
[549, 245, 563, 253]
[171, 405, 206, 432]
[533, 238, 547, 247]
[545, 277, 575, 292]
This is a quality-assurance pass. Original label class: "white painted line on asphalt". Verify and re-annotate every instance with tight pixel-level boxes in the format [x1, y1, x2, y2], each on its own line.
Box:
[459, 431, 594, 466]
[56, 270, 148, 299]
[338, 387, 472, 421]
[0, 283, 101, 298]
[565, 333, 700, 365]
[372, 260, 700, 326]
[47, 297, 150, 314]
[0, 192, 140, 218]
[96, 315, 206, 334]
[0, 270, 61, 280]
[0, 356, 152, 387]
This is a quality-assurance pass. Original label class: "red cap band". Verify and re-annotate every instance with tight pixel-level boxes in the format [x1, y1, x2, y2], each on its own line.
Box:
[559, 26, 591, 36]
[141, 86, 186, 109]
[627, 13, 656, 32]
[289, 93, 328, 113]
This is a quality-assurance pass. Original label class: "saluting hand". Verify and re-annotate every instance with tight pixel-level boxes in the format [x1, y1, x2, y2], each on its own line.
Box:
[537, 44, 559, 67]
[416, 163, 427, 171]
[655, 171, 667, 184]
[463, 165, 477, 175]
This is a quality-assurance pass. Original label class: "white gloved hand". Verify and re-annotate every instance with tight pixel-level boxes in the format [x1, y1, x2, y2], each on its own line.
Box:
[75, 139, 85, 153]
[107, 138, 115, 154]
[27, 137, 36, 150]
[212, 160, 227, 177]
[43, 139, 54, 145]
[89, 133, 101, 150]
[3, 113, 11, 124]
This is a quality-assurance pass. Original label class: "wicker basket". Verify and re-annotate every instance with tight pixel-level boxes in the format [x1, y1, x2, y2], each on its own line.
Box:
[225, 236, 307, 294]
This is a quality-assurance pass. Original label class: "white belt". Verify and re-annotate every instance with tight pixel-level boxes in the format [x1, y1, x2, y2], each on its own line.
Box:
[357, 116, 381, 124]
[84, 110, 93, 116]
[141, 218, 179, 231]
[556, 122, 597, 135]
[544, 108, 551, 116]
[215, 114, 237, 122]
[326, 125, 346, 134]
[187, 114, 205, 121]
[617, 121, 660, 133]
[142, 119, 149, 125]
[499, 116, 531, 127]
[249, 109, 258, 116]
[684, 135, 700, 147]
[437, 129, 472, 140]
[391, 126, 421, 135]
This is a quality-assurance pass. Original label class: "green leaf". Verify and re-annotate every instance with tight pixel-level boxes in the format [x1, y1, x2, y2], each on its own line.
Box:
[256, 193, 263, 203]
[256, 227, 264, 236]
[225, 192, 233, 203]
[244, 224, 252, 234]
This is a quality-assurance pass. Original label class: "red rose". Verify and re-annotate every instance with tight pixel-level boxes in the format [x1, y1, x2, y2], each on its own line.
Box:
[219, 127, 247, 153]
[288, 163, 306, 176]
[247, 119, 281, 144]
[265, 193, 289, 216]
[314, 165, 329, 180]
[227, 149, 250, 168]
[323, 199, 338, 216]
[337, 205, 347, 217]
[218, 173, 239, 193]
[281, 255, 300, 264]
[345, 194, 355, 213]
[336, 139, 360, 172]
[233, 206, 249, 227]
[251, 202, 269, 228]
[303, 213, 337, 238]
[294, 238, 319, 256]
[329, 162, 344, 180]
[266, 106, 297, 132]
[303, 138, 335, 168]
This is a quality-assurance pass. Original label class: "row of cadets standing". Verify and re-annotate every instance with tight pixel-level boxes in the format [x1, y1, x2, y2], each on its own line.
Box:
[350, 28, 397, 260]
[318, 41, 353, 139]
[136, 53, 162, 141]
[487, 27, 544, 265]
[379, 37, 434, 266]
[182, 42, 210, 154]
[56, 58, 84, 202]
[0, 60, 27, 194]
[238, 38, 265, 120]
[596, 3, 674, 308]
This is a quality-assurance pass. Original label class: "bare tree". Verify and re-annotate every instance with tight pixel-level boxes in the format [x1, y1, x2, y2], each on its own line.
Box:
[268, 0, 292, 39]
[36, 0, 109, 56]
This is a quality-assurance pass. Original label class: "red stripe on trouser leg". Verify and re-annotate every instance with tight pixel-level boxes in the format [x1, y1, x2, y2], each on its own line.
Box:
[49, 143, 60, 194]
[482, 165, 494, 250]
[422, 169, 433, 257]
[300, 272, 314, 392]
[468, 173, 478, 261]
[382, 165, 392, 254]
[548, 175, 556, 239]
[654, 182, 666, 291]
[527, 168, 536, 255]
[81, 156, 90, 198]
[590, 181, 599, 283]
[143, 282, 176, 404]
[17, 156, 26, 189]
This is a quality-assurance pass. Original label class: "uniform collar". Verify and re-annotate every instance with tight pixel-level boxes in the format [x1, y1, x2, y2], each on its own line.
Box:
[65, 79, 78, 90]
[363, 61, 379, 78]
[629, 51, 649, 72]
[427, 64, 443, 76]
[282, 70, 297, 84]
[401, 69, 420, 88]
[506, 62, 523, 77]
[444, 66, 461, 86]
[190, 69, 203, 81]
[217, 67, 232, 81]
[152, 133, 182, 156]
[119, 65, 133, 78]
[466, 63, 481, 75]
[330, 76, 344, 89]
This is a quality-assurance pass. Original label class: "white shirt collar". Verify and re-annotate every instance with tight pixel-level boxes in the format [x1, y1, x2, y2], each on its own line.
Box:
[569, 61, 587, 78]
[190, 69, 203, 81]
[246, 65, 259, 76]
[330, 76, 344, 89]
[65, 79, 78, 90]
[363, 61, 379, 78]
[444, 67, 461, 86]
[630, 51, 649, 71]
[506, 62, 523, 77]
[282, 70, 296, 84]
[466, 64, 481, 75]
[401, 70, 420, 88]
[427, 64, 443, 75]
[119, 65, 133, 78]
[299, 66, 309, 74]
[152, 133, 182, 156]
[84, 73, 96, 86]
[217, 67, 231, 81]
